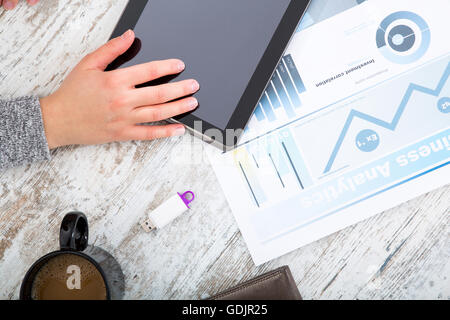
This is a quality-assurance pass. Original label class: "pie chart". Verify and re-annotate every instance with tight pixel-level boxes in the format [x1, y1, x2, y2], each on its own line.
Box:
[376, 11, 430, 64]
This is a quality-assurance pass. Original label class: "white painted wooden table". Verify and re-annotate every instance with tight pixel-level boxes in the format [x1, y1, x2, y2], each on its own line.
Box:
[0, 1, 448, 300]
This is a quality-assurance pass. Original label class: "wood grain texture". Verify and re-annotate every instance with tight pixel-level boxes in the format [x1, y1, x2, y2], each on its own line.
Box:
[0, 0, 448, 300]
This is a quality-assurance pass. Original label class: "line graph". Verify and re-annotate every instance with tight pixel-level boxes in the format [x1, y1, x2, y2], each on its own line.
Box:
[323, 61, 450, 174]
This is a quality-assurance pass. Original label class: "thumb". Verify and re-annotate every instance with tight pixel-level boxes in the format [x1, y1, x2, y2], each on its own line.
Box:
[81, 29, 135, 71]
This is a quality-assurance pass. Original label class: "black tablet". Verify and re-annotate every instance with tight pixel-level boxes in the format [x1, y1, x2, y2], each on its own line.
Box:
[108, 0, 311, 149]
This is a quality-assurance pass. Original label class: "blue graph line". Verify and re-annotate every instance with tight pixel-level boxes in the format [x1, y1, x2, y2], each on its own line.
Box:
[323, 62, 450, 174]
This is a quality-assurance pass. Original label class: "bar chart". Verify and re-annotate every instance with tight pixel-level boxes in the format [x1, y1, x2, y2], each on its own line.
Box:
[233, 127, 313, 207]
[251, 54, 306, 126]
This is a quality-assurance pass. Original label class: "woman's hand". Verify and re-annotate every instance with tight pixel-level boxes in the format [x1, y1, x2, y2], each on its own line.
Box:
[40, 30, 199, 149]
[1, 0, 39, 10]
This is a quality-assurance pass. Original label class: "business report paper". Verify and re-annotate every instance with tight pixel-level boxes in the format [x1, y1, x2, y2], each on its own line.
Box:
[208, 0, 450, 265]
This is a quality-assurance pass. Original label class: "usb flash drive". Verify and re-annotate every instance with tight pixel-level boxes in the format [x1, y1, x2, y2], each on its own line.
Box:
[140, 191, 195, 232]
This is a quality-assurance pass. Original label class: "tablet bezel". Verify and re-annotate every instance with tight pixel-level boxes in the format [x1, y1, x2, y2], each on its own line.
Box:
[109, 0, 311, 149]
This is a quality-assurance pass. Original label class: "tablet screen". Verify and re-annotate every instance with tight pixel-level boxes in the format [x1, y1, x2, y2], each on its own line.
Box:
[111, 0, 292, 130]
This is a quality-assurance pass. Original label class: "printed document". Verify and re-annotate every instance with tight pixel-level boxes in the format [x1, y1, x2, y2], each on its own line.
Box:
[208, 0, 450, 265]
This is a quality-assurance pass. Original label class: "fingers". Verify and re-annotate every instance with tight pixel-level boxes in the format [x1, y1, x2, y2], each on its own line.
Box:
[112, 59, 185, 86]
[131, 79, 200, 107]
[2, 0, 39, 10]
[2, 0, 18, 10]
[81, 30, 135, 71]
[125, 124, 186, 141]
[131, 97, 198, 123]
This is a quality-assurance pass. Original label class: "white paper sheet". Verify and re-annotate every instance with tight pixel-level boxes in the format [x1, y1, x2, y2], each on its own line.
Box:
[208, 0, 450, 265]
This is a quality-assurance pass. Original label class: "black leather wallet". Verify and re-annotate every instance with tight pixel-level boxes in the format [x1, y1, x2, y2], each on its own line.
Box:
[209, 266, 302, 300]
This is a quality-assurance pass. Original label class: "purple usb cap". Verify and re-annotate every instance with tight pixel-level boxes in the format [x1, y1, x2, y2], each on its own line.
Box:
[178, 191, 195, 209]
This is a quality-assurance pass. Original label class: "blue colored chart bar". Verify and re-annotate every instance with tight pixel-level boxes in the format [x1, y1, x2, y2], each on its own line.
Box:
[272, 72, 296, 119]
[266, 82, 281, 109]
[278, 128, 313, 189]
[254, 104, 265, 121]
[266, 135, 290, 177]
[297, 12, 315, 32]
[283, 55, 306, 94]
[260, 93, 276, 122]
[235, 149, 267, 207]
[277, 63, 302, 108]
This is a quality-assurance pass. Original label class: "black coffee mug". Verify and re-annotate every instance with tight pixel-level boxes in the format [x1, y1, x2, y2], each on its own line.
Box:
[20, 212, 124, 300]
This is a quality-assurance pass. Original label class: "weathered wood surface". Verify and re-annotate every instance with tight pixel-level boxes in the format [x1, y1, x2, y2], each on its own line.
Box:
[0, 0, 448, 300]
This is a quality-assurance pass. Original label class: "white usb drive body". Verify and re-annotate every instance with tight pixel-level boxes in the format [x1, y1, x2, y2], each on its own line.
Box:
[140, 191, 195, 232]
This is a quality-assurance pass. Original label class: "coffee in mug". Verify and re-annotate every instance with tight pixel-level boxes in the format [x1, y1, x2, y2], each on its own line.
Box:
[21, 212, 124, 300]
[30, 253, 107, 300]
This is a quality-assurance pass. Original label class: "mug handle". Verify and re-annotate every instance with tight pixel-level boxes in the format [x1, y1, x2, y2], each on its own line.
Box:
[60, 212, 89, 252]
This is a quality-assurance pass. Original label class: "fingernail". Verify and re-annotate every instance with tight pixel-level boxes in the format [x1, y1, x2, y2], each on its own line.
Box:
[29, 0, 39, 5]
[191, 80, 200, 92]
[174, 126, 186, 136]
[187, 98, 198, 110]
[121, 29, 133, 40]
[177, 61, 186, 72]
[3, 1, 15, 10]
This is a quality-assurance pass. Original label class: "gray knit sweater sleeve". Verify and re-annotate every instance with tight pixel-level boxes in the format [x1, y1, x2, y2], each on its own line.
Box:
[0, 96, 51, 170]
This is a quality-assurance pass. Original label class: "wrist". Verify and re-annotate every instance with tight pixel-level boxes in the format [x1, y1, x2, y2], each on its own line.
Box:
[39, 95, 66, 150]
